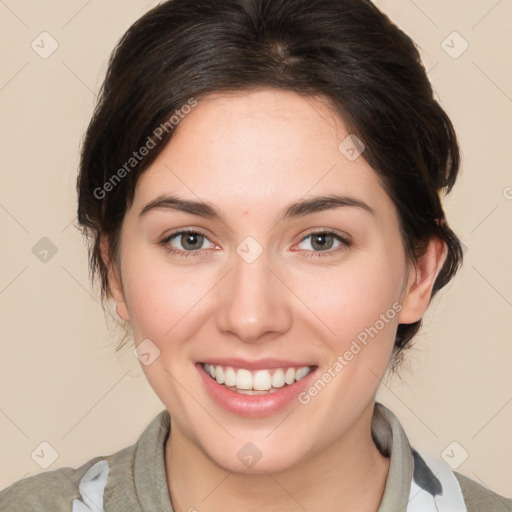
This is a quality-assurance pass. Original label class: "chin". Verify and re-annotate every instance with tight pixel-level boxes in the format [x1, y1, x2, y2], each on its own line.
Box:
[209, 445, 304, 475]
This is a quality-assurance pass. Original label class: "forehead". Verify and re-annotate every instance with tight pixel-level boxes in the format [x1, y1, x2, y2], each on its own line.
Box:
[132, 89, 391, 219]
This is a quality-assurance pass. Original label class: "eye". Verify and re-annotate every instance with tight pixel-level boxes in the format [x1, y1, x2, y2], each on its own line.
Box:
[295, 230, 351, 258]
[159, 229, 351, 259]
[160, 229, 215, 257]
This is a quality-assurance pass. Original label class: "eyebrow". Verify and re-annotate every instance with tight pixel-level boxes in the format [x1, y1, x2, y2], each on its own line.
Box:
[139, 193, 376, 221]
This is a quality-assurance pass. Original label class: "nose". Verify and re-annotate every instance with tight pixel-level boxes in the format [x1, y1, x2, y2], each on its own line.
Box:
[215, 249, 293, 344]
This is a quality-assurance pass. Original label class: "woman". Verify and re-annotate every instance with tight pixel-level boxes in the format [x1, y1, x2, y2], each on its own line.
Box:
[1, 0, 510, 510]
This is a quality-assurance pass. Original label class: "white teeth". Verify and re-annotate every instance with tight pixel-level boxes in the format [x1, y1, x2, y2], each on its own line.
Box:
[296, 367, 311, 380]
[215, 365, 224, 384]
[271, 369, 285, 388]
[203, 364, 313, 392]
[253, 370, 272, 391]
[224, 367, 237, 387]
[235, 388, 278, 395]
[236, 369, 253, 390]
[285, 368, 296, 385]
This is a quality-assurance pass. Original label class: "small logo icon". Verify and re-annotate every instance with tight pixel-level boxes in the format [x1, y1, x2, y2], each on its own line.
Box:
[31, 32, 59, 59]
[236, 236, 263, 264]
[237, 442, 263, 468]
[441, 32, 469, 59]
[133, 338, 161, 366]
[31, 441, 59, 469]
[338, 134, 365, 161]
[32, 237, 58, 263]
[441, 441, 468, 469]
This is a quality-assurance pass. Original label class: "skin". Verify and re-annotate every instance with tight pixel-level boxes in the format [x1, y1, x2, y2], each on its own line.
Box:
[103, 88, 446, 511]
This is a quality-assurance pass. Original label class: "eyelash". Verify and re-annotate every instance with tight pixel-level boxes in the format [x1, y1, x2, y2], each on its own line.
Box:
[159, 229, 352, 259]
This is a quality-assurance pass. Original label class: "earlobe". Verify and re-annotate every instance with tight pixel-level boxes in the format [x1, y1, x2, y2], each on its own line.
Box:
[398, 237, 447, 325]
[99, 235, 130, 322]
[114, 301, 130, 322]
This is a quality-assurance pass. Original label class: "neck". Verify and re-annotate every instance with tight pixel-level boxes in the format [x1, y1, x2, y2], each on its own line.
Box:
[165, 402, 390, 512]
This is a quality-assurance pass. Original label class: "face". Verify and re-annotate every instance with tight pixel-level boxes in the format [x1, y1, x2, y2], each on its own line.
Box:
[107, 88, 428, 474]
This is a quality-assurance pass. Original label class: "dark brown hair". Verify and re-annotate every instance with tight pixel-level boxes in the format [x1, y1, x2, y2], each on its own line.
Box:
[77, 0, 464, 371]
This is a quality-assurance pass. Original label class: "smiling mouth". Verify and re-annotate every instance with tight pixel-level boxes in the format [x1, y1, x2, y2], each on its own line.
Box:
[201, 362, 316, 395]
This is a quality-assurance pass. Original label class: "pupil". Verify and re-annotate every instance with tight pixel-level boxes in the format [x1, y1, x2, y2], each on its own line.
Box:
[184, 233, 201, 250]
[312, 233, 333, 251]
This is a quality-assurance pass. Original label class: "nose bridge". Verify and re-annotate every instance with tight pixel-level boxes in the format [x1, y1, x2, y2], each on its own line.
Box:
[215, 241, 292, 342]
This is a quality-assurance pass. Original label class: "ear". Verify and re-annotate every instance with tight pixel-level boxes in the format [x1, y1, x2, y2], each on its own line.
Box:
[398, 236, 447, 324]
[99, 235, 130, 322]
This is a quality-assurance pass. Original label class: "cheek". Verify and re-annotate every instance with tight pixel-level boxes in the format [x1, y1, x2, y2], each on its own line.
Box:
[126, 274, 206, 342]
[122, 259, 212, 400]
[120, 246, 208, 343]
[289, 257, 405, 414]
[294, 251, 405, 338]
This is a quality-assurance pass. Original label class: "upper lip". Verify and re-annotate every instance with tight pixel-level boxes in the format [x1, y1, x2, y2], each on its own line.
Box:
[199, 358, 316, 371]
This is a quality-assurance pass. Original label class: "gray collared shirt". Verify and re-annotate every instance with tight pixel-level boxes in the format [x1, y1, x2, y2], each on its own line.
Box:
[1, 402, 510, 511]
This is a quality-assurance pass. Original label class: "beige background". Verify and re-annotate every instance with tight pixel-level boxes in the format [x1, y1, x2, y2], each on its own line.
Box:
[1, 0, 511, 498]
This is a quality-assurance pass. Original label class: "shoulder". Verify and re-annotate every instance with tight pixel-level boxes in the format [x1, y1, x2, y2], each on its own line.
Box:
[0, 456, 102, 512]
[0, 444, 135, 512]
[454, 471, 512, 512]
[0, 409, 170, 512]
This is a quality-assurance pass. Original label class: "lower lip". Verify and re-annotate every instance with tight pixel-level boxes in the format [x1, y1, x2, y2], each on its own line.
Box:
[196, 363, 317, 418]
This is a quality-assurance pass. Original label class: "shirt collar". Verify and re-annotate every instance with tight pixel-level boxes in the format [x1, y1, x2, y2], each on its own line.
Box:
[131, 401, 413, 511]
[372, 402, 414, 511]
